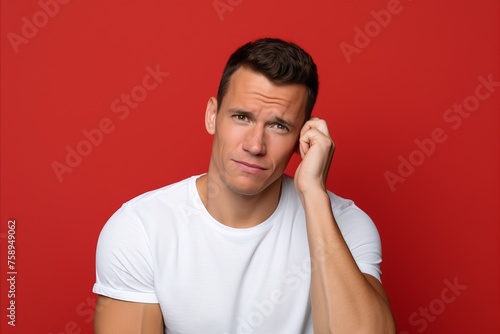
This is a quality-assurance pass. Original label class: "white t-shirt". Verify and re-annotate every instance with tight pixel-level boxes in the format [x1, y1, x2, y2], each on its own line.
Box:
[93, 175, 382, 334]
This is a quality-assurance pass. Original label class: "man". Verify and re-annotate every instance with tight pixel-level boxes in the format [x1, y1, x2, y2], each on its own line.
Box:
[93, 38, 396, 333]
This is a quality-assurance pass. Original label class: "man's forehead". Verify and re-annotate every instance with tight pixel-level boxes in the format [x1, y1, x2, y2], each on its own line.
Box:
[225, 68, 307, 114]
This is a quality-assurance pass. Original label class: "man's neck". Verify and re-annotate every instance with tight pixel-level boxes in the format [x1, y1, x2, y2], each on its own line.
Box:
[196, 173, 283, 229]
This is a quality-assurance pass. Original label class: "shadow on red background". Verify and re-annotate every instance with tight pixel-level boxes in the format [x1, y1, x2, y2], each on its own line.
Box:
[1, 0, 499, 333]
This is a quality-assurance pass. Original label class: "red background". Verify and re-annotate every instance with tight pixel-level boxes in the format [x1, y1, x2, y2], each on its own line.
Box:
[1, 0, 499, 333]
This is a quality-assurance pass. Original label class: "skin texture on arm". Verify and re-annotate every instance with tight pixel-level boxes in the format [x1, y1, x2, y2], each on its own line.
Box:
[94, 296, 164, 334]
[295, 118, 396, 334]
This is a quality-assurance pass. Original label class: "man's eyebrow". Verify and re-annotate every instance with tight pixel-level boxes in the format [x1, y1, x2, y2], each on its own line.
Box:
[269, 115, 296, 130]
[227, 108, 296, 130]
[227, 108, 253, 116]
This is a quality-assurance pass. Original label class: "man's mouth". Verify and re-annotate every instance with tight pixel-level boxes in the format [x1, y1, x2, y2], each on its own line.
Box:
[233, 160, 267, 173]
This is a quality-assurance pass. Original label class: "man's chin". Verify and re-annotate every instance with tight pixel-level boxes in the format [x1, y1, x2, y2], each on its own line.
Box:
[224, 175, 282, 197]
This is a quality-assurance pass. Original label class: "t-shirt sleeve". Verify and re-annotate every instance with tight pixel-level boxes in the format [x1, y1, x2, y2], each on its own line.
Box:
[92, 204, 159, 303]
[332, 198, 383, 282]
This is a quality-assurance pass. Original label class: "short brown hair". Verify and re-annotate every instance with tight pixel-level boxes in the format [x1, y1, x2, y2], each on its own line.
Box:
[216, 38, 319, 121]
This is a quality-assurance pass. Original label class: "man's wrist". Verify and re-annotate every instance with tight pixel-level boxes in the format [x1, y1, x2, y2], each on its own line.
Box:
[298, 185, 330, 208]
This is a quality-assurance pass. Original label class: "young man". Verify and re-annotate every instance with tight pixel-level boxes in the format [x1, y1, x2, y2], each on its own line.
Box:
[93, 38, 396, 333]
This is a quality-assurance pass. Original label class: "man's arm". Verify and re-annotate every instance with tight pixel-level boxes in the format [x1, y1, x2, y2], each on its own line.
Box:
[294, 118, 396, 334]
[94, 296, 164, 334]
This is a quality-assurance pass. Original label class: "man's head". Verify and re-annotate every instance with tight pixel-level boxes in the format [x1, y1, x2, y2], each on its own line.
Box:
[216, 38, 319, 122]
[204, 38, 319, 198]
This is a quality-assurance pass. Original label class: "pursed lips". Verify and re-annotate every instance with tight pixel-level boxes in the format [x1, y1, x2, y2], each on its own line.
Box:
[232, 159, 268, 172]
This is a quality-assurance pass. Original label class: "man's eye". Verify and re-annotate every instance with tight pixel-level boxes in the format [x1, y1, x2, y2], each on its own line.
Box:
[273, 123, 289, 132]
[234, 115, 249, 121]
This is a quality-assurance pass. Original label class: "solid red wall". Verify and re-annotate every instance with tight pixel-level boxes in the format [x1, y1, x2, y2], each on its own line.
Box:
[1, 0, 499, 333]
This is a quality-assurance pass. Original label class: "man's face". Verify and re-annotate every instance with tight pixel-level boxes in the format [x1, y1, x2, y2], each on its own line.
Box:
[205, 67, 307, 196]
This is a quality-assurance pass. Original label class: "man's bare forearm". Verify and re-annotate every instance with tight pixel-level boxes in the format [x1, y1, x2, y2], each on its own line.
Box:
[302, 189, 395, 334]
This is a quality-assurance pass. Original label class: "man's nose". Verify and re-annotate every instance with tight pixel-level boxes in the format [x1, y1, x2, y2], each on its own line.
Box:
[243, 126, 266, 156]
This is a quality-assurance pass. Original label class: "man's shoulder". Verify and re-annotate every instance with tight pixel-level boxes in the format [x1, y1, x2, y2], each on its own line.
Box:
[103, 174, 203, 231]
[124, 174, 200, 209]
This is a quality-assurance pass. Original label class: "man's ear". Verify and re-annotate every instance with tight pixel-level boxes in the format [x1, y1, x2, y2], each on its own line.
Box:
[205, 97, 218, 135]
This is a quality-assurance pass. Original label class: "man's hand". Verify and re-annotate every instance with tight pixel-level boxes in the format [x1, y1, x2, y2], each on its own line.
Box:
[294, 117, 335, 197]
